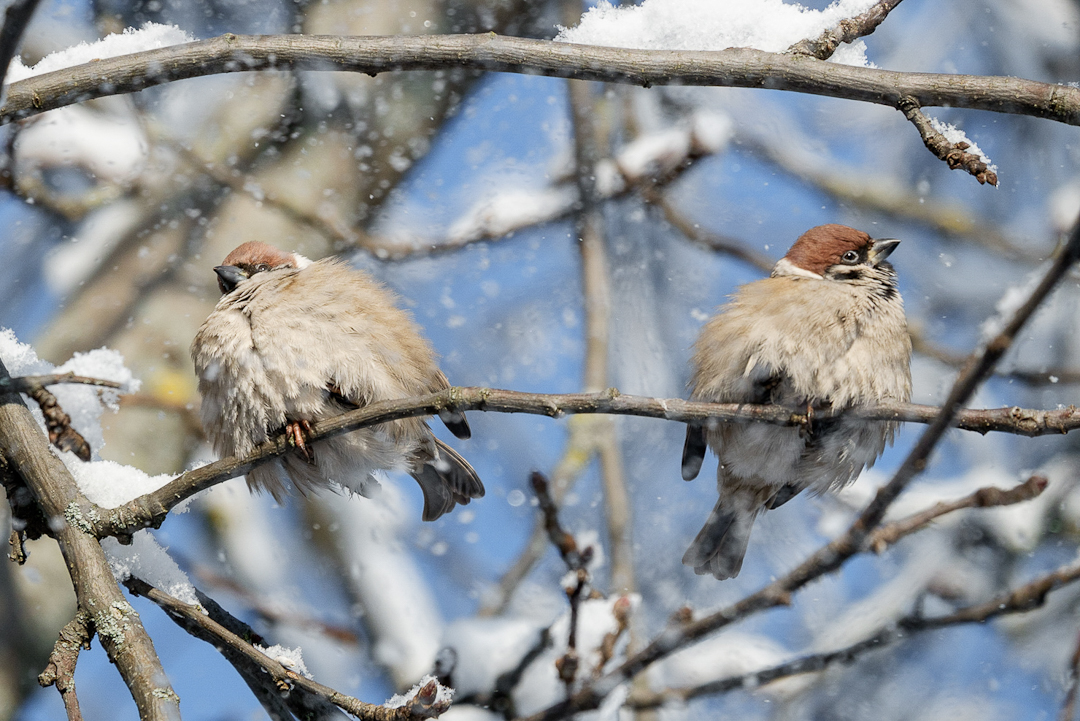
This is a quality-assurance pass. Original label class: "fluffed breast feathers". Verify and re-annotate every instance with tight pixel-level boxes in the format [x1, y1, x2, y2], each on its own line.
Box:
[690, 275, 911, 407]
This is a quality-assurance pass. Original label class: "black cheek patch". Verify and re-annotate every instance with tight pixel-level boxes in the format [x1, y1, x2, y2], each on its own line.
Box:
[828, 268, 863, 281]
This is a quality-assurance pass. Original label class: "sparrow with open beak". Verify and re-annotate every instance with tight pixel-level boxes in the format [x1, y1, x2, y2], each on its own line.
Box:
[191, 242, 483, 521]
[681, 224, 911, 579]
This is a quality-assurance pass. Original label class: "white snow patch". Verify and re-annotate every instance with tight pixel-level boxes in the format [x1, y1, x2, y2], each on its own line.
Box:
[514, 595, 640, 716]
[556, 0, 879, 67]
[6, 23, 195, 83]
[102, 530, 198, 606]
[0, 329, 139, 459]
[45, 201, 144, 295]
[927, 117, 997, 177]
[15, 103, 148, 189]
[447, 186, 577, 243]
[385, 674, 454, 709]
[653, 630, 804, 696]
[440, 617, 544, 697]
[256, 643, 312, 678]
[68, 459, 174, 509]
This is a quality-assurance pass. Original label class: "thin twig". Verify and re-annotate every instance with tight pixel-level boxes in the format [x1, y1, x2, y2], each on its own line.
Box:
[788, 0, 905, 60]
[89, 388, 1080, 540]
[37, 610, 92, 721]
[531, 471, 584, 570]
[868, 475, 1048, 553]
[0, 373, 123, 391]
[631, 558, 1080, 709]
[899, 96, 998, 185]
[126, 577, 451, 720]
[23, 385, 91, 462]
[479, 416, 602, 616]
[649, 192, 773, 273]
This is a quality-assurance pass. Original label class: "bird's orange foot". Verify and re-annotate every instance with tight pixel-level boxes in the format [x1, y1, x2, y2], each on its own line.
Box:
[286, 419, 315, 463]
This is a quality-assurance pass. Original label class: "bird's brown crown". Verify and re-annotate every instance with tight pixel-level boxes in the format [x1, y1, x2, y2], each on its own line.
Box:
[782, 224, 873, 276]
[221, 241, 296, 269]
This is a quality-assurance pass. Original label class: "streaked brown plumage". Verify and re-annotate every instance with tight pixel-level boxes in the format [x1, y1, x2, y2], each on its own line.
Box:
[681, 224, 911, 579]
[191, 241, 483, 521]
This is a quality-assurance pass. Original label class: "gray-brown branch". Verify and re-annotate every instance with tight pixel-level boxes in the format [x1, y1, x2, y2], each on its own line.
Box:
[3, 34, 1080, 127]
[0, 360, 180, 720]
[126, 577, 450, 720]
[88, 388, 1080, 540]
[630, 556, 1080, 709]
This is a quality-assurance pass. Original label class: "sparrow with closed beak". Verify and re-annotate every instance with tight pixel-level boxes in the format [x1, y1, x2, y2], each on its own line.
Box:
[681, 224, 911, 579]
[191, 241, 483, 521]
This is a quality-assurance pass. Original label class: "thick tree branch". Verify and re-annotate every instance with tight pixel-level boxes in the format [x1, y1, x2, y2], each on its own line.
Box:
[3, 34, 1080, 127]
[0, 360, 179, 720]
[126, 578, 450, 720]
[89, 388, 1080, 540]
[788, 0, 905, 60]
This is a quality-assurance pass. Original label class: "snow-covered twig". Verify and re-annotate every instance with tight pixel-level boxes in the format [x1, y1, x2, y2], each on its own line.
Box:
[788, 0, 905, 60]
[900, 97, 999, 185]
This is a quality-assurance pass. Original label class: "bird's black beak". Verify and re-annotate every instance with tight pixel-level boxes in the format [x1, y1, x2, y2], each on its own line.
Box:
[868, 238, 900, 266]
[214, 265, 248, 294]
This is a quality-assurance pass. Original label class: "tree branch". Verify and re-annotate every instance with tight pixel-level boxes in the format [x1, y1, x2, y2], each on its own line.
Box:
[631, 556, 1080, 709]
[126, 577, 450, 720]
[0, 360, 180, 720]
[37, 610, 92, 721]
[88, 388, 1080, 540]
[0, 0, 41, 88]
[3, 35, 1079, 127]
[867, 475, 1047, 553]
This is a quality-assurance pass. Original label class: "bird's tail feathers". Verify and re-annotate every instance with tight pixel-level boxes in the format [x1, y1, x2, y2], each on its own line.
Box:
[682, 495, 758, 580]
[411, 438, 485, 521]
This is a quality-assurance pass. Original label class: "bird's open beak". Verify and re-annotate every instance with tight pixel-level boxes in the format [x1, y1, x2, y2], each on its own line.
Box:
[868, 238, 900, 266]
[214, 265, 248, 294]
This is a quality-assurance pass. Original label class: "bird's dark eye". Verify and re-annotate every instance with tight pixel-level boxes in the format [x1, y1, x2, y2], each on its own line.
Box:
[254, 263, 271, 273]
[841, 250, 860, 264]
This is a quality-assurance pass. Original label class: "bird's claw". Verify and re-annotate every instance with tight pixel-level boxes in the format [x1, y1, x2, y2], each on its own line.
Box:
[286, 419, 315, 463]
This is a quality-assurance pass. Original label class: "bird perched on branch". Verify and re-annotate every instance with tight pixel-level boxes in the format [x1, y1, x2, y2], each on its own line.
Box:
[190, 241, 483, 521]
[681, 224, 911, 579]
